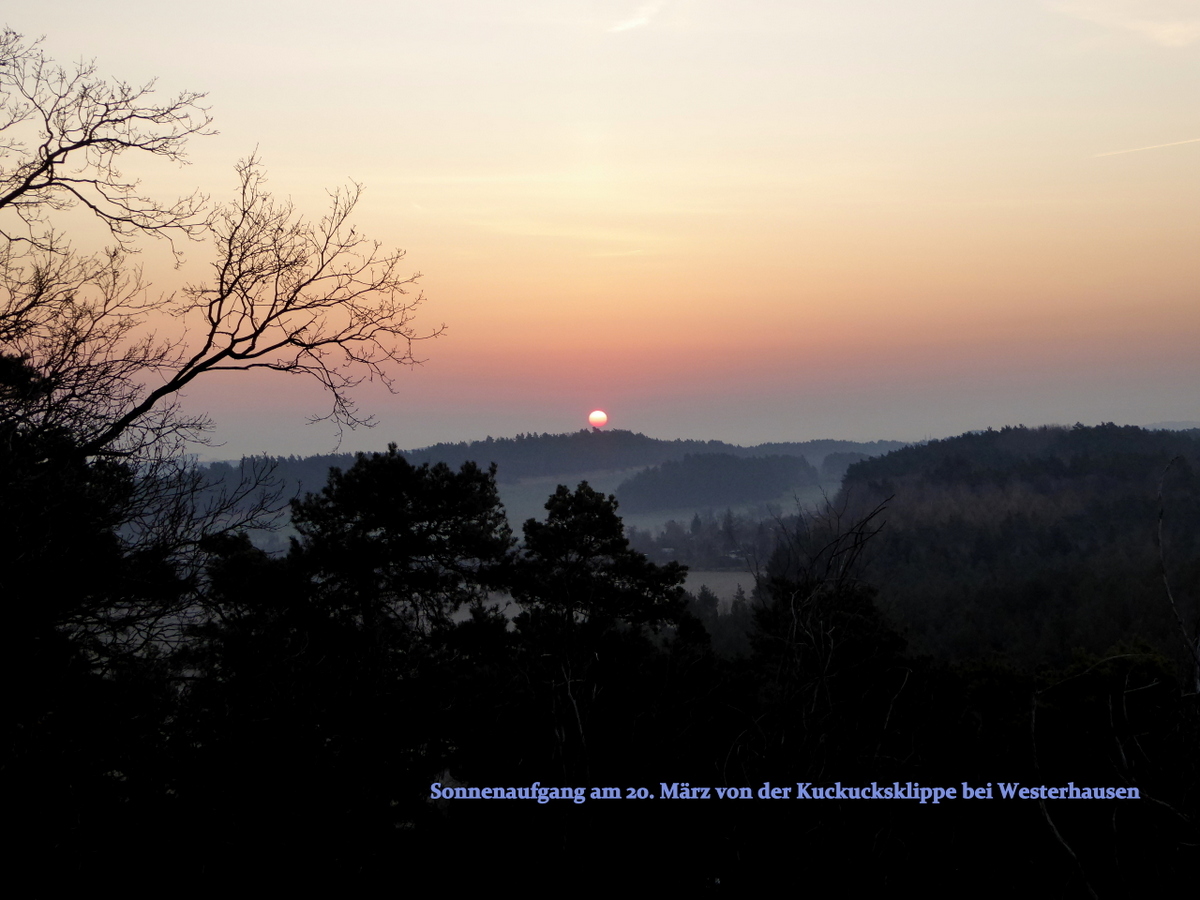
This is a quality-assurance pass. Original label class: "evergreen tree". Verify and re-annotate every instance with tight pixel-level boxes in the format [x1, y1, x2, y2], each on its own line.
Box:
[512, 482, 685, 631]
[289, 444, 514, 637]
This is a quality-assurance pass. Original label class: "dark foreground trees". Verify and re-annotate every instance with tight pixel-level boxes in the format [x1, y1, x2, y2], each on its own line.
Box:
[1, 29, 440, 655]
[8, 29, 1200, 892]
[290, 445, 514, 635]
[506, 483, 689, 782]
[512, 481, 686, 631]
[10, 428, 1200, 891]
[1, 31, 445, 886]
[166, 451, 515, 879]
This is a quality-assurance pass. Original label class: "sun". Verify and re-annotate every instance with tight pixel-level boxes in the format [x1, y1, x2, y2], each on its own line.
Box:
[588, 409, 608, 428]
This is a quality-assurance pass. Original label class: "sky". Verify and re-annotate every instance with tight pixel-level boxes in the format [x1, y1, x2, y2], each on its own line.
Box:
[6, 1, 1200, 458]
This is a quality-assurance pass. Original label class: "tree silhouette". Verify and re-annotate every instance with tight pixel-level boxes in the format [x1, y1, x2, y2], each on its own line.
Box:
[289, 445, 514, 638]
[2, 27, 439, 466]
[0, 29, 210, 253]
[509, 482, 686, 780]
[160, 450, 514, 875]
[513, 482, 686, 631]
[1, 31, 441, 661]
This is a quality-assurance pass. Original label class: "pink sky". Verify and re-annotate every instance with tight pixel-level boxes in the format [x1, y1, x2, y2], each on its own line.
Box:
[7, 2, 1199, 457]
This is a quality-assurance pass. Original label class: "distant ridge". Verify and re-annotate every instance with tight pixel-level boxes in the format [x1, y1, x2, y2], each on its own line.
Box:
[833, 422, 1200, 666]
[400, 429, 908, 483]
[1145, 421, 1200, 431]
[201, 429, 909, 496]
[615, 453, 820, 513]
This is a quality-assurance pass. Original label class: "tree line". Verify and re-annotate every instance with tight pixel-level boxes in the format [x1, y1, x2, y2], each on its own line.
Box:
[15, 431, 1200, 891]
[837, 423, 1200, 671]
[4, 32, 1199, 892]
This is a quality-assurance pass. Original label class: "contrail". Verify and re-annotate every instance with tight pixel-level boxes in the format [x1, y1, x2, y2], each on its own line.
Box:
[1094, 137, 1200, 158]
[609, 2, 667, 32]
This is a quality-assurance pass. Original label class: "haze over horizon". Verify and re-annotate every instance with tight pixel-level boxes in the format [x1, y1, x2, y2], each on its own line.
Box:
[9, 2, 1199, 459]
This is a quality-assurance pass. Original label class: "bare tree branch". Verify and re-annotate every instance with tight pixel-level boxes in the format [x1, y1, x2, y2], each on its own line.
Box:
[0, 32, 441, 656]
[72, 156, 443, 456]
[0, 28, 213, 254]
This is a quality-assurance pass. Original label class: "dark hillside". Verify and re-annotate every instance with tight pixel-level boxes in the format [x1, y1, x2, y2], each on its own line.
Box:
[403, 429, 905, 483]
[838, 424, 1200, 667]
[201, 429, 905, 496]
[615, 453, 819, 513]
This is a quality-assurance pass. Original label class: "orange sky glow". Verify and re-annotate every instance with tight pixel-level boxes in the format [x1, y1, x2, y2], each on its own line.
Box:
[9, 1, 1200, 457]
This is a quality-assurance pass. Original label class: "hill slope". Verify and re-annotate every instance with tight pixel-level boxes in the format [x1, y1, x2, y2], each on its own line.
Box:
[203, 429, 906, 495]
[835, 424, 1200, 666]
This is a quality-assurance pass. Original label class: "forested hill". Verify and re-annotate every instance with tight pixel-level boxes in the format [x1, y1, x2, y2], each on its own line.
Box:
[834, 423, 1200, 666]
[615, 453, 820, 513]
[204, 429, 906, 489]
[403, 429, 905, 482]
[842, 422, 1200, 488]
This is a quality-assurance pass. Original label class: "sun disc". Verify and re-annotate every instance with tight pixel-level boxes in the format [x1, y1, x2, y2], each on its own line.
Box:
[588, 409, 608, 428]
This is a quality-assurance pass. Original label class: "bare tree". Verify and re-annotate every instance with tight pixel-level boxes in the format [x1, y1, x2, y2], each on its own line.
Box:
[1, 28, 440, 460]
[0, 31, 441, 651]
[5, 158, 441, 465]
[0, 28, 211, 253]
[79, 156, 442, 456]
[0, 243, 195, 456]
[0, 27, 212, 459]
